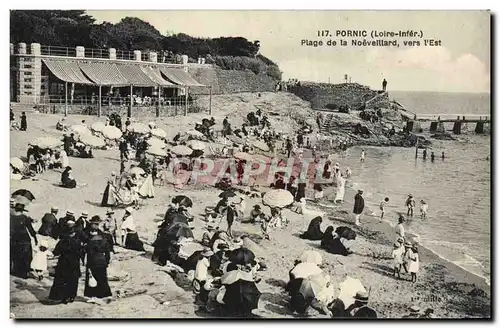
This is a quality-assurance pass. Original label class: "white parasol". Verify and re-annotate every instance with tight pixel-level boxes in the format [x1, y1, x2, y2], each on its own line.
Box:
[186, 130, 204, 138]
[79, 134, 106, 148]
[129, 122, 150, 134]
[10, 157, 25, 171]
[290, 262, 323, 280]
[253, 140, 269, 152]
[299, 250, 323, 266]
[187, 140, 205, 150]
[151, 128, 167, 139]
[91, 121, 106, 133]
[233, 152, 254, 162]
[129, 167, 145, 176]
[70, 124, 91, 136]
[262, 189, 294, 208]
[172, 145, 193, 156]
[102, 126, 122, 140]
[227, 134, 244, 145]
[338, 277, 367, 308]
[32, 136, 63, 149]
[146, 147, 167, 157]
[147, 137, 165, 149]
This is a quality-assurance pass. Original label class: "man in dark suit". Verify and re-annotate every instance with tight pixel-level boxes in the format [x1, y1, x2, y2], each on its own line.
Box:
[353, 190, 365, 226]
[74, 212, 90, 242]
[38, 206, 59, 239]
[346, 291, 377, 318]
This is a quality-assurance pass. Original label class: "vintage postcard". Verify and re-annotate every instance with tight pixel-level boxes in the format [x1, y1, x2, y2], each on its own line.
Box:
[9, 10, 491, 319]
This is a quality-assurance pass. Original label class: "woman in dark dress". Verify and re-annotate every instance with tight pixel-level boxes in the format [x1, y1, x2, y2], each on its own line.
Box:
[61, 166, 77, 188]
[20, 112, 27, 131]
[48, 223, 82, 303]
[295, 182, 307, 202]
[84, 222, 112, 303]
[320, 226, 335, 249]
[299, 216, 324, 240]
[10, 203, 38, 278]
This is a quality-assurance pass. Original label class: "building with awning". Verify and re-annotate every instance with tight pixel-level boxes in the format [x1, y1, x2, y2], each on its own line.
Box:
[11, 42, 212, 117]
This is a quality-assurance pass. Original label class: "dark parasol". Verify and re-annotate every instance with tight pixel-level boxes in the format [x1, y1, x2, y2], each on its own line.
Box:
[227, 247, 256, 265]
[171, 195, 193, 208]
[222, 279, 261, 316]
[11, 189, 35, 201]
[219, 189, 237, 199]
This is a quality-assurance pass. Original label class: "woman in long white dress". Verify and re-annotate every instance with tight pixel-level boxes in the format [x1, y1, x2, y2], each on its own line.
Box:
[334, 174, 346, 204]
[60, 150, 69, 169]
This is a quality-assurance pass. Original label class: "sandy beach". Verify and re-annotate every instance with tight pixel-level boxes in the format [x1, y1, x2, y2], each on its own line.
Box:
[9, 92, 491, 319]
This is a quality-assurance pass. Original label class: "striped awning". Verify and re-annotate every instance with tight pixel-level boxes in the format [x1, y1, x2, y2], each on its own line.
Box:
[42, 59, 93, 84]
[78, 62, 129, 86]
[116, 64, 157, 87]
[141, 66, 177, 87]
[159, 67, 205, 87]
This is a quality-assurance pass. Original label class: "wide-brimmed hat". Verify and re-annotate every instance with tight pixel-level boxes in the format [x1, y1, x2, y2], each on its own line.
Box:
[404, 241, 412, 247]
[81, 212, 89, 218]
[125, 207, 134, 214]
[89, 215, 102, 223]
[201, 249, 214, 257]
[253, 204, 261, 210]
[409, 305, 421, 313]
[354, 291, 369, 303]
[66, 210, 75, 216]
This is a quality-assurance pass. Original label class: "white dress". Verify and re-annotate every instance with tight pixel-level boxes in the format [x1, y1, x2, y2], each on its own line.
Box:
[408, 253, 420, 273]
[31, 249, 52, 272]
[334, 176, 346, 202]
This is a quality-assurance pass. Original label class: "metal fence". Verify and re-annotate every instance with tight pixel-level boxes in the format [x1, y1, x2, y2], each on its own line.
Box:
[36, 45, 179, 63]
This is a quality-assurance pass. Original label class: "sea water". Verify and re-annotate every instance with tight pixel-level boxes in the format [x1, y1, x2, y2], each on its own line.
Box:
[338, 91, 491, 284]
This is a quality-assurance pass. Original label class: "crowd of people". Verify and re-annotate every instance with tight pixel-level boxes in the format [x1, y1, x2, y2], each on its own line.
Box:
[10, 105, 435, 319]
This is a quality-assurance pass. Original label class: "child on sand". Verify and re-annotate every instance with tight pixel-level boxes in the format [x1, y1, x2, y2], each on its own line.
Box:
[391, 242, 404, 279]
[30, 241, 52, 280]
[408, 245, 420, 282]
[420, 200, 428, 220]
[360, 149, 365, 162]
[380, 197, 389, 220]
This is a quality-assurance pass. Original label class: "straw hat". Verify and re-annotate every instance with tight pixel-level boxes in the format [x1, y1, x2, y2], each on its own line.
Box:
[51, 206, 59, 212]
[81, 212, 89, 218]
[353, 291, 369, 303]
[106, 210, 115, 215]
[397, 237, 405, 243]
[66, 210, 75, 216]
[404, 241, 412, 247]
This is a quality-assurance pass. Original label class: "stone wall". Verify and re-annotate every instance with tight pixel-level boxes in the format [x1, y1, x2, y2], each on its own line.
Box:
[188, 66, 277, 95]
[289, 82, 382, 110]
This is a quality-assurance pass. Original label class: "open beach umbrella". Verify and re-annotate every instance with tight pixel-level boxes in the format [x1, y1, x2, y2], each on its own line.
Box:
[219, 190, 237, 199]
[151, 128, 167, 139]
[32, 136, 63, 149]
[12, 189, 35, 201]
[290, 262, 323, 280]
[186, 130, 204, 138]
[147, 137, 165, 149]
[91, 121, 106, 133]
[299, 250, 323, 266]
[70, 124, 91, 136]
[187, 140, 205, 151]
[253, 140, 269, 152]
[234, 152, 254, 162]
[298, 273, 329, 301]
[129, 167, 145, 176]
[227, 247, 256, 266]
[338, 277, 367, 308]
[335, 226, 357, 240]
[227, 134, 244, 145]
[79, 134, 106, 148]
[222, 279, 261, 315]
[221, 269, 255, 286]
[262, 189, 294, 208]
[172, 195, 193, 208]
[10, 157, 24, 171]
[102, 126, 122, 140]
[146, 147, 166, 157]
[12, 195, 31, 206]
[129, 122, 150, 134]
[172, 145, 193, 156]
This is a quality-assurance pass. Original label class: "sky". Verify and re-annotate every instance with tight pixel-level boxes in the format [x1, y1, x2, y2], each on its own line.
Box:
[87, 10, 491, 93]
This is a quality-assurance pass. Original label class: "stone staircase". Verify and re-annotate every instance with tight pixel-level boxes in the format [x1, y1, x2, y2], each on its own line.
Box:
[319, 113, 335, 133]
